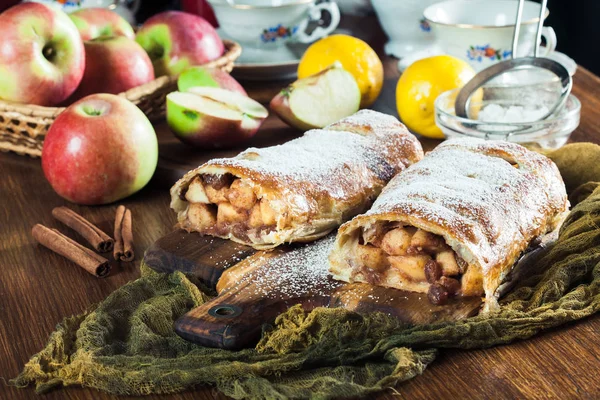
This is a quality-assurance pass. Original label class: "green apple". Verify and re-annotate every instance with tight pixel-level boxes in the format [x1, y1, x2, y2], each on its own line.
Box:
[270, 63, 361, 131]
[69, 7, 135, 41]
[178, 66, 246, 95]
[167, 87, 268, 148]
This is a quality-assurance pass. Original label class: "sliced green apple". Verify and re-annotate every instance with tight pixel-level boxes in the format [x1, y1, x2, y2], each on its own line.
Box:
[166, 88, 268, 148]
[270, 63, 361, 131]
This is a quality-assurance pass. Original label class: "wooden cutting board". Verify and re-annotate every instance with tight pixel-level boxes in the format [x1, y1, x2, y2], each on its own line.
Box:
[145, 231, 482, 350]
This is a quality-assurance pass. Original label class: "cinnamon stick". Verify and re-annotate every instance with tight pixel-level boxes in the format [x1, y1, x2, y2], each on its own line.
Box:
[114, 205, 134, 262]
[32, 224, 111, 277]
[121, 209, 134, 262]
[52, 207, 114, 253]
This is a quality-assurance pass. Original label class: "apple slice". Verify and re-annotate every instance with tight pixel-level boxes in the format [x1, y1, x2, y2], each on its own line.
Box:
[166, 88, 268, 148]
[186, 87, 267, 116]
[270, 63, 361, 131]
[178, 66, 247, 96]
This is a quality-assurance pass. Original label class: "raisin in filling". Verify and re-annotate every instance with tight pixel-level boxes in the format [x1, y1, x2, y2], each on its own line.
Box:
[352, 223, 483, 305]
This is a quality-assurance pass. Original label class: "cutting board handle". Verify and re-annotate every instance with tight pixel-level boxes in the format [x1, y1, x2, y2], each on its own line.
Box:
[175, 291, 331, 349]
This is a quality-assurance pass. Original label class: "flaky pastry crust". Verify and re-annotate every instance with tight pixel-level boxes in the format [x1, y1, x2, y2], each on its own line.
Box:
[329, 138, 569, 311]
[170, 110, 424, 249]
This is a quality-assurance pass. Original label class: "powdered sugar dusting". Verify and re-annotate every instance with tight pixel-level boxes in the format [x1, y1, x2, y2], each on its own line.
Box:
[360, 137, 568, 274]
[227, 235, 340, 299]
[170, 110, 423, 248]
[204, 109, 422, 201]
[170, 110, 423, 240]
[334, 109, 407, 132]
[217, 130, 379, 195]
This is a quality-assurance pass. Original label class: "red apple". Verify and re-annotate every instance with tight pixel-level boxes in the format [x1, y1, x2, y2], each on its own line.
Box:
[178, 66, 246, 95]
[0, 3, 85, 106]
[42, 94, 158, 205]
[135, 11, 224, 77]
[69, 7, 135, 41]
[69, 36, 155, 101]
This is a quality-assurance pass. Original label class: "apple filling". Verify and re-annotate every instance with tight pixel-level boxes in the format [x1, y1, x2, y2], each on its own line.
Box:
[182, 173, 283, 243]
[347, 223, 484, 305]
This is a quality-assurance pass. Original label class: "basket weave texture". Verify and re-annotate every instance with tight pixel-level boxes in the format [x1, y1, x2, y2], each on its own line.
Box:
[0, 40, 241, 158]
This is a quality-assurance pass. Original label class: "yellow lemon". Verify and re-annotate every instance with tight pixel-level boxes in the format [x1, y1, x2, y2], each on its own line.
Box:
[298, 34, 383, 108]
[396, 55, 478, 139]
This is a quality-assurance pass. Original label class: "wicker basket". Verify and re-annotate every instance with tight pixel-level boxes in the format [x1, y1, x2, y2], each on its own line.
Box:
[0, 40, 241, 158]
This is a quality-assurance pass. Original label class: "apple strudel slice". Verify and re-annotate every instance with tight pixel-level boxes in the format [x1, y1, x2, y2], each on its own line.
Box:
[170, 110, 424, 249]
[329, 138, 569, 311]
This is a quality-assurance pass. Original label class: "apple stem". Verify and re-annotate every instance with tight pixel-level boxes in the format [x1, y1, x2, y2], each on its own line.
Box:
[147, 42, 164, 61]
[82, 105, 103, 116]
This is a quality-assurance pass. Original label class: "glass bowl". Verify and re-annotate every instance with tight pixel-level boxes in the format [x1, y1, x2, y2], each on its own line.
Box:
[434, 86, 581, 151]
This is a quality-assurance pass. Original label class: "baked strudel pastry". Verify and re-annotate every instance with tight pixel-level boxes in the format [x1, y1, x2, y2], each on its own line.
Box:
[329, 138, 569, 311]
[170, 110, 424, 249]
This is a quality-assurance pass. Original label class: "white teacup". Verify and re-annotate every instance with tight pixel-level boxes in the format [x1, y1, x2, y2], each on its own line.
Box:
[372, 0, 441, 58]
[207, 0, 340, 49]
[424, 0, 557, 71]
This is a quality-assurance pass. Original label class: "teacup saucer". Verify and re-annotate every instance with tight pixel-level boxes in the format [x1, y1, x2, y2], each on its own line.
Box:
[218, 29, 306, 81]
[233, 46, 301, 81]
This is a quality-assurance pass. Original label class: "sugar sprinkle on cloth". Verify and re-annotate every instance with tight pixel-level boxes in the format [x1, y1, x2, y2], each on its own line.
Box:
[12, 143, 600, 399]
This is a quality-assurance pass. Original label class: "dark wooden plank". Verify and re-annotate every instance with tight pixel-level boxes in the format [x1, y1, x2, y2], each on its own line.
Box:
[143, 222, 558, 350]
[144, 229, 255, 288]
[175, 248, 334, 349]
[2, 13, 600, 400]
[174, 240, 481, 350]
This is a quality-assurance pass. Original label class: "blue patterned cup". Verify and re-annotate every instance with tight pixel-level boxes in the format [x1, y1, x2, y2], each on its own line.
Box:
[207, 0, 340, 49]
[424, 0, 557, 71]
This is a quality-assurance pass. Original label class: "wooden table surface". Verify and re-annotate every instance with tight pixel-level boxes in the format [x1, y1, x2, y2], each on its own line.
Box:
[2, 16, 600, 400]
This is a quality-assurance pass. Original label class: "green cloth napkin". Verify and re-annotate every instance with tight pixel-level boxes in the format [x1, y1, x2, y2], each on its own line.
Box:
[12, 143, 600, 399]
